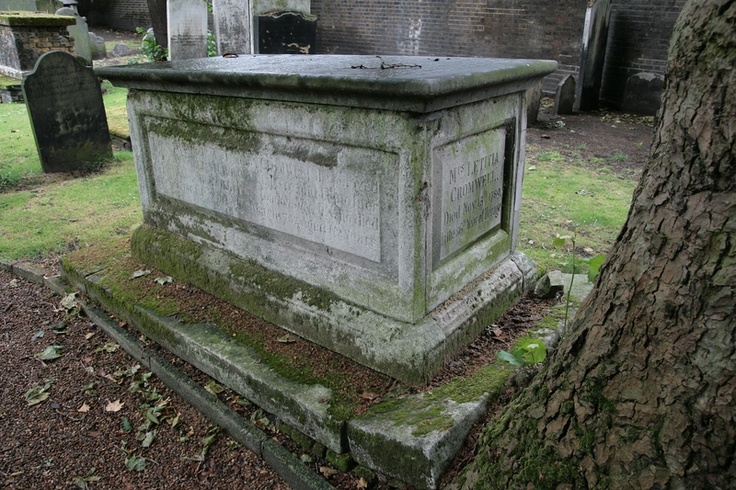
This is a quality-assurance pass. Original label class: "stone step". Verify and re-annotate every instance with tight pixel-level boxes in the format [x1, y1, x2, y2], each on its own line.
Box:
[61, 249, 523, 489]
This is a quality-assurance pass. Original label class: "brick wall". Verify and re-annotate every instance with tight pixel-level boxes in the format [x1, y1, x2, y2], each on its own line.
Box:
[601, 0, 685, 106]
[311, 0, 589, 95]
[86, 0, 684, 108]
[0, 24, 74, 76]
[79, 0, 152, 33]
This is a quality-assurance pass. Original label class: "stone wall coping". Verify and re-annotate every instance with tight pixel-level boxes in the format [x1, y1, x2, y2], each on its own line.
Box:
[96, 55, 557, 112]
[0, 12, 76, 27]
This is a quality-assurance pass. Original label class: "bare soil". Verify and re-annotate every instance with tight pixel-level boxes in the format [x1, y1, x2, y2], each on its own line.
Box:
[1, 43, 655, 488]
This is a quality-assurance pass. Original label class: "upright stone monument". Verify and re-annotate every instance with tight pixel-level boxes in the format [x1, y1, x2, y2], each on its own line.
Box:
[167, 0, 208, 60]
[576, 0, 612, 111]
[212, 0, 251, 55]
[22, 51, 112, 173]
[96, 55, 556, 384]
[56, 3, 93, 65]
[554, 75, 576, 115]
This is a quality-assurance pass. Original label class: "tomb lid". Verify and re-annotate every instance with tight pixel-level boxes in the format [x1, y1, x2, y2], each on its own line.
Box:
[95, 55, 557, 112]
[0, 12, 76, 27]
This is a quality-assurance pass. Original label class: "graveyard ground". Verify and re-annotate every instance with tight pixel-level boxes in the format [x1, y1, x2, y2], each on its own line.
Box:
[1, 69, 654, 488]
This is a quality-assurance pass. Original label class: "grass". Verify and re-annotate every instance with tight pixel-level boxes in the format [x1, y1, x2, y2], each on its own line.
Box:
[519, 145, 637, 274]
[0, 156, 141, 260]
[0, 83, 139, 260]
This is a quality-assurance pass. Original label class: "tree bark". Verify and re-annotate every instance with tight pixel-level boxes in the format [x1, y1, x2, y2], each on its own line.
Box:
[146, 0, 169, 49]
[455, 0, 736, 488]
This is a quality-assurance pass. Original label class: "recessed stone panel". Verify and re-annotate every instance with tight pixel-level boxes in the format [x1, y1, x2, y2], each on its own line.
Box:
[147, 118, 393, 263]
[435, 128, 506, 264]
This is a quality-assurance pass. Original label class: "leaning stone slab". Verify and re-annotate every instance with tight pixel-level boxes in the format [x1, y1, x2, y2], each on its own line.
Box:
[554, 74, 576, 115]
[22, 51, 112, 172]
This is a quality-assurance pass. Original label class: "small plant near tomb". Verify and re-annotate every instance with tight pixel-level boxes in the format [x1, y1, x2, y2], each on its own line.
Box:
[552, 232, 606, 329]
[496, 338, 547, 367]
[136, 27, 168, 62]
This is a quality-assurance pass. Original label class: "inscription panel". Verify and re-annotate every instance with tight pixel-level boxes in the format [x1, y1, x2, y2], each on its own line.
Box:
[147, 119, 391, 263]
[435, 128, 506, 262]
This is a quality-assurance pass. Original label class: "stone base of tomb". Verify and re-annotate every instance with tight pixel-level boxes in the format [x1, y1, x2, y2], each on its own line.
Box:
[131, 224, 536, 384]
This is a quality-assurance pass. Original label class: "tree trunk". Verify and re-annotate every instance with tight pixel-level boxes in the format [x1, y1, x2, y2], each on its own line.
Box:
[455, 1, 736, 488]
[146, 0, 169, 49]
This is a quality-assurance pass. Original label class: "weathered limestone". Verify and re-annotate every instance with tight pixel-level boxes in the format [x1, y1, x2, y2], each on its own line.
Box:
[55, 6, 92, 65]
[96, 55, 556, 384]
[166, 0, 208, 60]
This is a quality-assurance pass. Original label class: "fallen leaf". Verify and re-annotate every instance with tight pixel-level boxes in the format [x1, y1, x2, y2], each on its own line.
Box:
[60, 292, 79, 311]
[319, 466, 338, 478]
[95, 340, 119, 353]
[35, 345, 63, 361]
[357, 476, 369, 488]
[124, 455, 147, 472]
[105, 399, 124, 412]
[130, 269, 151, 279]
[359, 392, 379, 401]
[141, 430, 156, 448]
[204, 380, 225, 396]
[276, 334, 297, 344]
[78, 403, 90, 413]
[25, 379, 54, 406]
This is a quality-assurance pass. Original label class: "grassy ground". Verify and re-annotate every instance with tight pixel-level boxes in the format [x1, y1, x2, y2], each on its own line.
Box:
[518, 151, 635, 274]
[0, 82, 140, 260]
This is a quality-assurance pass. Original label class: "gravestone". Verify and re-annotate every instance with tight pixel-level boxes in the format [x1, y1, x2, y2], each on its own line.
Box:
[256, 10, 316, 54]
[622, 72, 664, 115]
[89, 32, 106, 60]
[526, 82, 541, 124]
[212, 0, 251, 55]
[97, 55, 556, 384]
[22, 51, 112, 173]
[554, 75, 576, 115]
[55, 6, 92, 65]
[576, 0, 611, 111]
[167, 0, 208, 60]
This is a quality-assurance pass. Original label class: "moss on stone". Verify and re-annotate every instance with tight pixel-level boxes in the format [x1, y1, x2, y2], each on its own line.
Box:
[0, 13, 76, 27]
[364, 360, 512, 437]
[325, 450, 356, 472]
[65, 234, 366, 421]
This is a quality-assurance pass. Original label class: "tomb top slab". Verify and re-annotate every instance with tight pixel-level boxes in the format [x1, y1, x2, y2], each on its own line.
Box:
[96, 55, 557, 112]
[0, 12, 75, 27]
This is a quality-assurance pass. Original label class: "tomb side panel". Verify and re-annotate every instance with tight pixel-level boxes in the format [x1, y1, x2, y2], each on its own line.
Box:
[126, 91, 426, 323]
[428, 94, 525, 310]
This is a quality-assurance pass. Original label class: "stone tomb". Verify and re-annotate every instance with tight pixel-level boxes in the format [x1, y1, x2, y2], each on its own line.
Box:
[96, 55, 557, 383]
[22, 51, 112, 172]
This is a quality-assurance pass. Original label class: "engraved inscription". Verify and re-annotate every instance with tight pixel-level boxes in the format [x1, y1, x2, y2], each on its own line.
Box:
[147, 120, 388, 262]
[436, 129, 506, 260]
